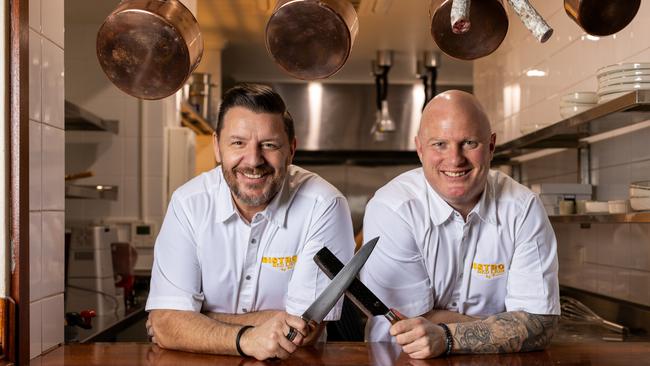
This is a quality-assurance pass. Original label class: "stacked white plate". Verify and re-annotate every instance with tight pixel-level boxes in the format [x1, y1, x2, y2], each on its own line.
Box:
[560, 92, 597, 119]
[597, 63, 650, 103]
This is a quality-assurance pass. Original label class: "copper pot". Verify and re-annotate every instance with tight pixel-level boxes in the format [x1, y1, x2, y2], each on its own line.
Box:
[96, 0, 203, 100]
[564, 0, 640, 36]
[430, 0, 508, 60]
[265, 0, 359, 80]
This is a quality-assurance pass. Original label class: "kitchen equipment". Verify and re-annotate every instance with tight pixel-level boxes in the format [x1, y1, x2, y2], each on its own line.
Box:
[314, 246, 401, 324]
[286, 236, 379, 341]
[265, 0, 359, 80]
[630, 197, 650, 211]
[96, 0, 203, 100]
[530, 183, 592, 215]
[67, 225, 124, 317]
[584, 200, 609, 214]
[183, 73, 214, 121]
[560, 296, 627, 334]
[429, 0, 508, 60]
[630, 180, 650, 198]
[608, 200, 630, 214]
[564, 0, 640, 36]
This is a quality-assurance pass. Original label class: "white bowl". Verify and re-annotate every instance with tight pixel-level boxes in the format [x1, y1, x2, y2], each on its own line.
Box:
[598, 91, 633, 103]
[584, 201, 609, 213]
[559, 100, 597, 108]
[630, 197, 650, 211]
[597, 62, 650, 77]
[560, 105, 594, 118]
[598, 82, 650, 96]
[560, 91, 598, 104]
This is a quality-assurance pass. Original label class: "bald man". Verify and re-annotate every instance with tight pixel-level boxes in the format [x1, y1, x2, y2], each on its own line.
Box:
[359, 91, 560, 359]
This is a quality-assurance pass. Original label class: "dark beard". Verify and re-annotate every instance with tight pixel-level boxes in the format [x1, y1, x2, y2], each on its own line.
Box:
[223, 165, 284, 207]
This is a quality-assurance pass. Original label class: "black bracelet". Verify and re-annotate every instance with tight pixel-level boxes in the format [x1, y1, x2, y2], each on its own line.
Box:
[236, 325, 254, 357]
[438, 323, 453, 356]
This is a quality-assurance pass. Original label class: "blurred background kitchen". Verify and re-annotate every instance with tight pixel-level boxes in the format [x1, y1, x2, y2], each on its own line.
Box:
[27, 0, 650, 359]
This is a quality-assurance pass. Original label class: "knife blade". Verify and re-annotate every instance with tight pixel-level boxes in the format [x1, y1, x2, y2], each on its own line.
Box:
[286, 236, 379, 341]
[314, 246, 401, 325]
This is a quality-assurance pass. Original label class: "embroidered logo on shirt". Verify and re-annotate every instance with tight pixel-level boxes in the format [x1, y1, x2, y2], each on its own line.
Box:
[472, 262, 505, 279]
[262, 255, 298, 272]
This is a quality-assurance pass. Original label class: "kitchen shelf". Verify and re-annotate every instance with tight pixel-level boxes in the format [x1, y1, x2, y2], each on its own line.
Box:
[494, 90, 650, 162]
[65, 184, 119, 200]
[180, 101, 214, 135]
[65, 100, 119, 134]
[549, 212, 650, 224]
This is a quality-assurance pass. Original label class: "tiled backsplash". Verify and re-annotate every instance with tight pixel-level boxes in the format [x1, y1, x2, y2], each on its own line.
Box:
[474, 2, 650, 305]
[28, 0, 65, 359]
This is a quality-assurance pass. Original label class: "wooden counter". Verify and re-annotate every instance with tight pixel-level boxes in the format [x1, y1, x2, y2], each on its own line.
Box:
[30, 341, 650, 366]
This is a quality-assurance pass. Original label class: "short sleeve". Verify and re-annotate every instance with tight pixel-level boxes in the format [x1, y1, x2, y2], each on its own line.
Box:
[361, 198, 434, 341]
[505, 195, 560, 315]
[285, 196, 355, 321]
[145, 194, 205, 312]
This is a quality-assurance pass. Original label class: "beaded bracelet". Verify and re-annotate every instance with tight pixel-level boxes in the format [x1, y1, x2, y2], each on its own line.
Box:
[236, 325, 254, 357]
[437, 323, 453, 356]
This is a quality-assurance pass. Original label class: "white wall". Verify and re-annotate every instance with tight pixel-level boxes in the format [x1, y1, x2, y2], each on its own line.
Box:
[29, 0, 65, 359]
[474, 2, 650, 306]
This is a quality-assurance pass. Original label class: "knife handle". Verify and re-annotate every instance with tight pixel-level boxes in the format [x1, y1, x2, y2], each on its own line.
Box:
[385, 308, 402, 325]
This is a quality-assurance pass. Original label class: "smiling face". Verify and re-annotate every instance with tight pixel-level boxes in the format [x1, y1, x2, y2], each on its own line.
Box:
[214, 106, 296, 218]
[415, 91, 496, 216]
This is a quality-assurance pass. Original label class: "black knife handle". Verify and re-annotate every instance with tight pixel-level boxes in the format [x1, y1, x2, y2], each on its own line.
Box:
[314, 247, 402, 324]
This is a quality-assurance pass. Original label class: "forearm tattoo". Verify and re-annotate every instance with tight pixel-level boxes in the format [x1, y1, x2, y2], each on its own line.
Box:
[451, 312, 558, 354]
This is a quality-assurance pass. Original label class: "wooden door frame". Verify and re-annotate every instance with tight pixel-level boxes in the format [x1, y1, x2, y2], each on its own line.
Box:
[4, 0, 30, 364]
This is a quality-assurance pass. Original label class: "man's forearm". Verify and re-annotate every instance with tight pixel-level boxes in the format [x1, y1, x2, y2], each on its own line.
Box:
[149, 310, 241, 355]
[448, 312, 558, 354]
[203, 309, 282, 326]
[423, 309, 478, 324]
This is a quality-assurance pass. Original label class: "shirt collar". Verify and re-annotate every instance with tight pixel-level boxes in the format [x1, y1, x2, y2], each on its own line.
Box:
[473, 174, 497, 226]
[214, 166, 291, 228]
[215, 167, 239, 223]
[425, 172, 497, 226]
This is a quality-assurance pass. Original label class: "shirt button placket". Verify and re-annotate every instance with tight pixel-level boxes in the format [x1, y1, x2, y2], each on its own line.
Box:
[240, 231, 260, 313]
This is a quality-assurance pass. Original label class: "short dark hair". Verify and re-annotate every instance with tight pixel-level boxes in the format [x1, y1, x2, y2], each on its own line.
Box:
[216, 83, 295, 142]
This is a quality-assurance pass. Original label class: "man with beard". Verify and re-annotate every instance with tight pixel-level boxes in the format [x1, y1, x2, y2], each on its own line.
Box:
[360, 90, 560, 358]
[145, 84, 355, 360]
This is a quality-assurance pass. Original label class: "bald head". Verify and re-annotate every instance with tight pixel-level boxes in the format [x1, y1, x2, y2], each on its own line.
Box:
[415, 90, 496, 217]
[419, 90, 492, 139]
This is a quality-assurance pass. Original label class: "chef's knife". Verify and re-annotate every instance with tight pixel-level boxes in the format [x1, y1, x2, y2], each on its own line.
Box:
[286, 236, 379, 341]
[314, 246, 402, 325]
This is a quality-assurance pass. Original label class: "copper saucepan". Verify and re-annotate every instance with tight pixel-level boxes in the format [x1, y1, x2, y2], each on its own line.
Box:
[430, 0, 508, 60]
[564, 0, 640, 36]
[265, 0, 359, 80]
[96, 0, 203, 100]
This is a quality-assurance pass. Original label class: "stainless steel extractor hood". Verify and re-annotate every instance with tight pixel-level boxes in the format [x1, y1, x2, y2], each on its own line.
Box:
[268, 82, 471, 165]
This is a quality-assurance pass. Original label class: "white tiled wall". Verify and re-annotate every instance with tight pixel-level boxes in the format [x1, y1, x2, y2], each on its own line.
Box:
[474, 2, 650, 305]
[29, 0, 65, 358]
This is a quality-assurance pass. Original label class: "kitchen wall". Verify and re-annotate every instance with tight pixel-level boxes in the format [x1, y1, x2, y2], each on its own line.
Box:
[29, 0, 65, 359]
[474, 2, 650, 306]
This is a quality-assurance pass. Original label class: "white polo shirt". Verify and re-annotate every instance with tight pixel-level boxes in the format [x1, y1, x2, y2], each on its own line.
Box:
[146, 165, 355, 321]
[361, 168, 560, 342]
